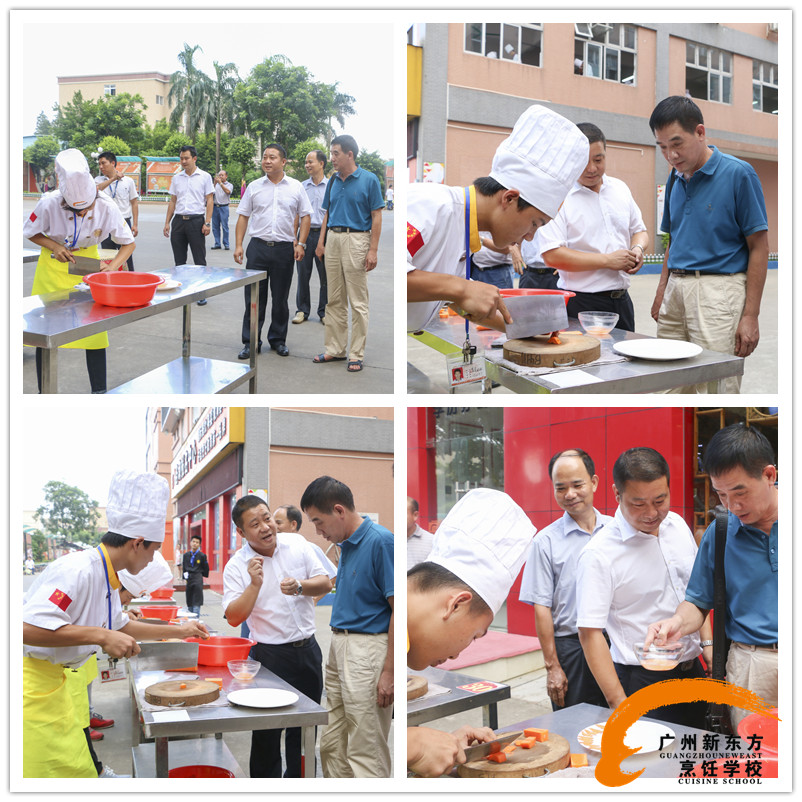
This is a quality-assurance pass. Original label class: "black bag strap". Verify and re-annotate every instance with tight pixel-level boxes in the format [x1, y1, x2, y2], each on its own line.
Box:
[663, 168, 678, 242]
[711, 505, 729, 681]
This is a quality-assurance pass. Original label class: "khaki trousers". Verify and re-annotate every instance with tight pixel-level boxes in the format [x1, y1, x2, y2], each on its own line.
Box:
[320, 632, 392, 778]
[726, 641, 778, 730]
[323, 230, 371, 361]
[656, 272, 747, 394]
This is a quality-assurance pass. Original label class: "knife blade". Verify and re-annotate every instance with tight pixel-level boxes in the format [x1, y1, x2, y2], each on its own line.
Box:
[64, 254, 105, 276]
[503, 295, 568, 340]
[131, 640, 199, 671]
[463, 730, 524, 762]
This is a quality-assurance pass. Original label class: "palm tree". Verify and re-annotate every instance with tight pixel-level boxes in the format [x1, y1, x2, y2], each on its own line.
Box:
[206, 61, 239, 171]
[168, 43, 212, 143]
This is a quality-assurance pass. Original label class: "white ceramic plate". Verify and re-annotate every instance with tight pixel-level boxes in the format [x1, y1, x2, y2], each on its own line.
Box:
[577, 720, 675, 754]
[613, 339, 703, 361]
[227, 688, 299, 708]
[155, 279, 182, 291]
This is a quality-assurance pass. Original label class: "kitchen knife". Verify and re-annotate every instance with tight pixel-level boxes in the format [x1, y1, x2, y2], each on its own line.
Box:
[503, 295, 568, 340]
[131, 640, 199, 671]
[463, 730, 524, 762]
[63, 254, 108, 276]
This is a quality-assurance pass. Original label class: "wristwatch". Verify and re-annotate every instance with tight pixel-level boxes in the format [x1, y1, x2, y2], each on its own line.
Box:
[299, 242, 307, 250]
[294, 581, 303, 596]
[700, 639, 713, 647]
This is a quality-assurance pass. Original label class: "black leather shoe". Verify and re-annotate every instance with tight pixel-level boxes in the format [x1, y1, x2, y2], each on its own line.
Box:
[211, 245, 221, 250]
[197, 299, 207, 306]
[238, 343, 262, 359]
[275, 344, 289, 357]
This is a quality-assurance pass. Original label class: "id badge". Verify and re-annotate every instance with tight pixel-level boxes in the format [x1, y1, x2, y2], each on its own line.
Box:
[446, 350, 486, 388]
[99, 658, 127, 683]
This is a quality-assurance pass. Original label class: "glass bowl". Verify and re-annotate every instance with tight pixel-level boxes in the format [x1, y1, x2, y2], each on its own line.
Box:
[578, 311, 619, 336]
[227, 659, 261, 681]
[633, 642, 683, 671]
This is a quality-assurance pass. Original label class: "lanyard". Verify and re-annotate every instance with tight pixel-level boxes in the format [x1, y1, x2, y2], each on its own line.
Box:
[96, 547, 113, 630]
[190, 549, 198, 567]
[110, 179, 119, 199]
[65, 212, 86, 250]
[462, 187, 476, 364]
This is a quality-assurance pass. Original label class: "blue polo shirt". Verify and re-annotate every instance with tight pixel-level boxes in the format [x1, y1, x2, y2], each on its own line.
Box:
[684, 511, 778, 645]
[331, 516, 393, 633]
[322, 166, 384, 230]
[661, 147, 768, 274]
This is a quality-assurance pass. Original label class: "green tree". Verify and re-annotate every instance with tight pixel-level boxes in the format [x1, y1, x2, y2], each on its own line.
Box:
[287, 138, 327, 180]
[143, 118, 177, 154]
[206, 60, 239, 171]
[163, 131, 193, 157]
[168, 43, 213, 142]
[31, 532, 48, 562]
[355, 149, 387, 194]
[97, 135, 130, 158]
[34, 481, 101, 546]
[24, 135, 61, 185]
[34, 111, 54, 136]
[227, 135, 258, 191]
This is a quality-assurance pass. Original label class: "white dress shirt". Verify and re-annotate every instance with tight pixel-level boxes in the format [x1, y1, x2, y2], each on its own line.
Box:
[302, 176, 328, 228]
[472, 231, 512, 268]
[169, 168, 214, 215]
[519, 509, 612, 636]
[520, 230, 548, 268]
[23, 548, 128, 667]
[222, 535, 328, 645]
[576, 507, 701, 665]
[238, 174, 312, 243]
[538, 175, 647, 293]
[407, 524, 434, 571]
[95, 174, 139, 219]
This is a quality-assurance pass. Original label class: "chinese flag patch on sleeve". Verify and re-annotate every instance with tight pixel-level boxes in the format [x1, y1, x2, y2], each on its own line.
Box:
[49, 589, 72, 611]
[29, 212, 37, 222]
[407, 222, 424, 258]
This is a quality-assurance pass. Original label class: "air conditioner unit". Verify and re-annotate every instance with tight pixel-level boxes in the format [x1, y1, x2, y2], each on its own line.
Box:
[767, 22, 778, 33]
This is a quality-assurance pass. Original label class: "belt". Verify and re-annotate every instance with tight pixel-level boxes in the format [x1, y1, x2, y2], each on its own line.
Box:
[179, 214, 204, 220]
[331, 627, 381, 635]
[256, 239, 293, 247]
[669, 269, 740, 277]
[290, 636, 314, 648]
[732, 641, 778, 652]
[328, 226, 369, 233]
[576, 289, 629, 299]
[214, 203, 229, 207]
[473, 263, 511, 272]
[525, 267, 551, 274]
[309, 227, 322, 232]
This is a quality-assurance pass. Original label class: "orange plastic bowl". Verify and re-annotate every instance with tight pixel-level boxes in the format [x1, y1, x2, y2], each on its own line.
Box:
[168, 765, 235, 778]
[139, 605, 179, 620]
[499, 288, 575, 306]
[184, 636, 256, 666]
[737, 708, 779, 755]
[149, 587, 174, 600]
[84, 272, 164, 307]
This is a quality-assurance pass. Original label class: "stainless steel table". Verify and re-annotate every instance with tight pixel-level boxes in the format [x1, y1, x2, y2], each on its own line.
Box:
[23, 248, 39, 263]
[407, 666, 511, 730]
[128, 660, 328, 778]
[500, 702, 756, 779]
[409, 317, 743, 394]
[22, 264, 265, 394]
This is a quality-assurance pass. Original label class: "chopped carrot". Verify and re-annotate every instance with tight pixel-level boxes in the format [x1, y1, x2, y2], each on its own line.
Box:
[514, 739, 530, 746]
[547, 332, 562, 345]
[488, 742, 501, 754]
[179, 683, 187, 689]
[520, 739, 538, 749]
[486, 753, 507, 763]
[524, 728, 549, 742]
[570, 754, 589, 768]
[502, 744, 518, 754]
[208, 678, 223, 688]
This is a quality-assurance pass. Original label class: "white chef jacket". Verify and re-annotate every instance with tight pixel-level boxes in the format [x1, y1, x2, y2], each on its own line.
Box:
[575, 507, 701, 666]
[538, 175, 647, 293]
[95, 174, 139, 219]
[519, 509, 612, 636]
[23, 547, 128, 667]
[302, 176, 328, 228]
[222, 535, 328, 645]
[238, 174, 312, 243]
[407, 183, 476, 332]
[169, 168, 214, 215]
[213, 180, 233, 205]
[23, 191, 134, 249]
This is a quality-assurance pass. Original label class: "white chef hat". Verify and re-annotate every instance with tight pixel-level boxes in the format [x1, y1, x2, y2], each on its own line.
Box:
[106, 469, 170, 543]
[119, 549, 173, 594]
[54, 148, 97, 210]
[427, 488, 536, 615]
[490, 105, 589, 219]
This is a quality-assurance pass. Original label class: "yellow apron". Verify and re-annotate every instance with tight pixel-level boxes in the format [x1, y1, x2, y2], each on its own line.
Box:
[31, 245, 109, 349]
[23, 656, 96, 778]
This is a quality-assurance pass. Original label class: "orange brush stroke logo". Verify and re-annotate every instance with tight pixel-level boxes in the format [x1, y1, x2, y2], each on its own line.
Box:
[595, 678, 780, 787]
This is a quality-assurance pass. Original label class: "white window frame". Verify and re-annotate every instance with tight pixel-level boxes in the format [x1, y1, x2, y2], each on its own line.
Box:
[104, 84, 116, 97]
[752, 60, 778, 114]
[156, 94, 164, 105]
[464, 23, 543, 67]
[685, 42, 733, 104]
[574, 23, 637, 85]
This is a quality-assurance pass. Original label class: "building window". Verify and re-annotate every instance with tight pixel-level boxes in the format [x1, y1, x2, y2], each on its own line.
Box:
[685, 41, 732, 104]
[156, 94, 164, 105]
[104, 84, 116, 96]
[465, 23, 542, 67]
[574, 23, 637, 84]
[753, 60, 778, 114]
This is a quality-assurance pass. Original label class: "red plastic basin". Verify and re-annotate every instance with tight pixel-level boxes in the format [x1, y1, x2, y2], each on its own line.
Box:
[499, 288, 575, 306]
[84, 271, 164, 307]
[737, 708, 779, 755]
[138, 606, 179, 620]
[184, 636, 256, 666]
[168, 765, 235, 778]
[149, 587, 174, 600]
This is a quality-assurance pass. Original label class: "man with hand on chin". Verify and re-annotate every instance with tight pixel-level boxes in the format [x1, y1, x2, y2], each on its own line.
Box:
[223, 495, 332, 778]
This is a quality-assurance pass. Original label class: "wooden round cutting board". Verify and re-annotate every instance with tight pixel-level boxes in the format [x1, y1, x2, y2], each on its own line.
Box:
[457, 733, 571, 778]
[144, 679, 220, 706]
[503, 332, 600, 368]
[407, 674, 428, 701]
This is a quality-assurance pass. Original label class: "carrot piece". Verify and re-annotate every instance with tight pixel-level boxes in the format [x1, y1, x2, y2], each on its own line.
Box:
[520, 739, 537, 749]
[208, 678, 223, 688]
[486, 753, 507, 763]
[570, 753, 589, 768]
[502, 744, 518, 754]
[524, 728, 549, 742]
[179, 683, 187, 689]
[488, 742, 501, 754]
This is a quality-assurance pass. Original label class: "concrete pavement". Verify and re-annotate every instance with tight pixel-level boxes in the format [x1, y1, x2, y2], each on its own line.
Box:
[22, 200, 395, 394]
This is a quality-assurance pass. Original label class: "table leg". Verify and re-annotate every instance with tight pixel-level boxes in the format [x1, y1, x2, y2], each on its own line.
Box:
[482, 703, 499, 731]
[249, 279, 259, 393]
[40, 347, 58, 393]
[130, 675, 141, 746]
[155, 737, 169, 778]
[182, 303, 192, 358]
[303, 726, 315, 777]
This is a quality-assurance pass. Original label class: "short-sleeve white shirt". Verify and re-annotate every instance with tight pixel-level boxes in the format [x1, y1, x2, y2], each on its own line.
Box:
[95, 174, 139, 219]
[538, 175, 647, 292]
[222, 535, 328, 644]
[169, 168, 214, 215]
[407, 183, 468, 332]
[302, 176, 328, 228]
[238, 174, 313, 243]
[213, 181, 233, 205]
[407, 524, 434, 570]
[23, 547, 128, 667]
[23, 191, 134, 248]
[576, 507, 701, 665]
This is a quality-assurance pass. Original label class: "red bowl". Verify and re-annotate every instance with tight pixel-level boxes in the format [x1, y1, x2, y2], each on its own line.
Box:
[184, 636, 256, 666]
[737, 708, 779, 755]
[84, 271, 164, 307]
[168, 765, 235, 778]
[149, 587, 174, 600]
[500, 288, 575, 306]
[138, 605, 179, 620]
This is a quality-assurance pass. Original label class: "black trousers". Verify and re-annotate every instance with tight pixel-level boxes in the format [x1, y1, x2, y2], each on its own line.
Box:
[614, 657, 707, 729]
[36, 347, 106, 394]
[519, 267, 560, 290]
[566, 290, 635, 332]
[553, 634, 607, 710]
[295, 228, 327, 319]
[100, 217, 134, 271]
[185, 578, 204, 609]
[170, 215, 207, 266]
[249, 638, 323, 778]
[241, 239, 295, 348]
[83, 727, 102, 775]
